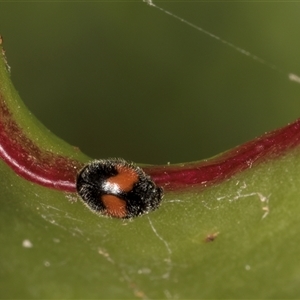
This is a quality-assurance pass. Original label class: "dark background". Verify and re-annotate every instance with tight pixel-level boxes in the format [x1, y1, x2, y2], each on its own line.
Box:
[1, 2, 300, 164]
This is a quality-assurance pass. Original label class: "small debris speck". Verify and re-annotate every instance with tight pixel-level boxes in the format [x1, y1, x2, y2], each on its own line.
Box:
[289, 73, 300, 84]
[138, 268, 151, 275]
[44, 261, 51, 267]
[204, 232, 219, 243]
[245, 264, 251, 271]
[22, 239, 33, 248]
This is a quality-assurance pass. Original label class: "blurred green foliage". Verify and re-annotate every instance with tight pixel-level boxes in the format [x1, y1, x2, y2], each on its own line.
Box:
[1, 2, 300, 164]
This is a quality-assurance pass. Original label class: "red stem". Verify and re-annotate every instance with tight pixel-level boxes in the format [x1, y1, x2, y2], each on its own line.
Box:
[146, 119, 300, 190]
[0, 96, 82, 192]
[1, 94, 300, 193]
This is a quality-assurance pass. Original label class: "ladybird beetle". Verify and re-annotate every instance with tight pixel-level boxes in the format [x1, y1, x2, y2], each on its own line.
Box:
[76, 158, 163, 218]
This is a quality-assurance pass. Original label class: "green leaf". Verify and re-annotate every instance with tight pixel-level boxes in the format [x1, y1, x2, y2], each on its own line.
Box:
[1, 40, 300, 299]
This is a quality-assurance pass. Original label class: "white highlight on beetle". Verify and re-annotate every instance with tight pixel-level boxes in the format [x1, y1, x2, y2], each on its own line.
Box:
[143, 0, 300, 85]
[102, 181, 121, 194]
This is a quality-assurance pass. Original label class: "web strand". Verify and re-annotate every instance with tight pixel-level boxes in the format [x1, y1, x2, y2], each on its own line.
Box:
[143, 0, 300, 85]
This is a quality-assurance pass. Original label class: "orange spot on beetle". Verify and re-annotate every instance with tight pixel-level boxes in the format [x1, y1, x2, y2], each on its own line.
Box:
[102, 194, 127, 218]
[107, 165, 138, 192]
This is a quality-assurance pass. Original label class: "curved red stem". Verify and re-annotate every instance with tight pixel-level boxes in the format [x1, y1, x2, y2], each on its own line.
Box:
[1, 94, 300, 193]
[0, 96, 82, 192]
[146, 119, 300, 190]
